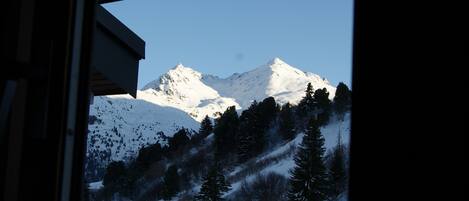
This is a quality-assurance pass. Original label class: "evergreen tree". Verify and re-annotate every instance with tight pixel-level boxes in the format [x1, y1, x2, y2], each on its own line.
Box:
[199, 115, 213, 138]
[237, 132, 254, 163]
[135, 143, 163, 171]
[103, 161, 126, 188]
[279, 102, 296, 141]
[255, 97, 278, 152]
[168, 128, 190, 152]
[237, 97, 278, 163]
[313, 88, 331, 110]
[288, 118, 330, 201]
[329, 132, 347, 199]
[257, 97, 278, 127]
[213, 106, 239, 159]
[160, 165, 180, 200]
[237, 101, 262, 163]
[102, 161, 134, 198]
[195, 164, 231, 201]
[192, 115, 213, 145]
[313, 88, 332, 125]
[333, 82, 351, 120]
[297, 83, 315, 117]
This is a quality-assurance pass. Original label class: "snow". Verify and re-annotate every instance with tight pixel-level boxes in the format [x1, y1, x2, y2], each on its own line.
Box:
[139, 58, 336, 122]
[257, 133, 304, 161]
[87, 95, 200, 162]
[257, 113, 350, 164]
[322, 112, 351, 150]
[88, 180, 103, 190]
[202, 57, 336, 109]
[140, 64, 241, 121]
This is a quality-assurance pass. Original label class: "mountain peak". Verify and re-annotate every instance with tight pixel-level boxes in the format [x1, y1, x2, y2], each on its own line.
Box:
[167, 63, 201, 76]
[141, 63, 202, 91]
[267, 57, 286, 66]
[172, 62, 187, 70]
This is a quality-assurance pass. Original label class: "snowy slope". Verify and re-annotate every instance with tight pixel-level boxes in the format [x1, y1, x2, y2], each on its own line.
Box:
[202, 57, 336, 109]
[88, 113, 351, 197]
[140, 64, 240, 121]
[86, 95, 199, 166]
[224, 113, 351, 198]
[173, 113, 351, 199]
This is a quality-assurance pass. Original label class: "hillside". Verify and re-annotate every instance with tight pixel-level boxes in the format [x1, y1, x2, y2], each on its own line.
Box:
[85, 57, 344, 186]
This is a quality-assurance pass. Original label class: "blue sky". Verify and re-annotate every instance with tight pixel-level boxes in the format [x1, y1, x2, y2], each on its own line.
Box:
[103, 0, 353, 89]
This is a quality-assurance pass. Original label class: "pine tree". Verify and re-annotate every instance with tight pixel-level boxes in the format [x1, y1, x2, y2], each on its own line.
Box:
[255, 97, 278, 153]
[213, 106, 239, 159]
[313, 88, 332, 125]
[288, 118, 329, 201]
[199, 115, 213, 138]
[314, 88, 331, 110]
[160, 165, 180, 200]
[195, 164, 231, 201]
[237, 101, 261, 163]
[237, 132, 254, 163]
[333, 82, 351, 120]
[102, 161, 135, 198]
[329, 131, 347, 199]
[135, 143, 163, 171]
[279, 102, 296, 141]
[297, 83, 318, 129]
[237, 97, 277, 163]
[103, 161, 127, 188]
[257, 97, 278, 127]
[168, 128, 190, 152]
[297, 83, 315, 117]
[192, 115, 213, 145]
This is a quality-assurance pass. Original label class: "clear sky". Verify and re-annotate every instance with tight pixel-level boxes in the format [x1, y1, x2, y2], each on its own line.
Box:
[103, 0, 353, 89]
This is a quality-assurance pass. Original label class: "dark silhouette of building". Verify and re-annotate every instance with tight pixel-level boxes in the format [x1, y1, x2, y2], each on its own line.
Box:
[1, 0, 144, 200]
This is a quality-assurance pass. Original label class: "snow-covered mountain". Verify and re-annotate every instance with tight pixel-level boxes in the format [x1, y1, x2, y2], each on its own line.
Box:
[202, 57, 336, 109]
[140, 64, 240, 121]
[140, 57, 336, 121]
[86, 57, 338, 179]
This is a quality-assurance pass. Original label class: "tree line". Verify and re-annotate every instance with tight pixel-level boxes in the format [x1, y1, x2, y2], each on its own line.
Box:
[92, 82, 351, 201]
